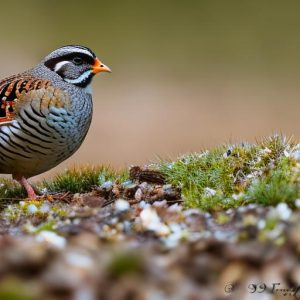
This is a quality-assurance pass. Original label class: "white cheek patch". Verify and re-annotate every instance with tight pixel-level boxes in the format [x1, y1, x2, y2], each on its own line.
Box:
[54, 61, 70, 72]
[65, 70, 92, 84]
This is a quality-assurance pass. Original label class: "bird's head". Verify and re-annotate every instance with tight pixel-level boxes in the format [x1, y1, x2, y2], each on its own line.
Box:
[43, 45, 111, 88]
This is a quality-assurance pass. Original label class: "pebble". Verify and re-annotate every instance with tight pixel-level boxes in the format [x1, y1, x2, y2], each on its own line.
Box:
[36, 231, 66, 249]
[27, 204, 38, 214]
[115, 199, 130, 212]
[167, 203, 182, 212]
[101, 180, 113, 190]
[65, 251, 94, 269]
[40, 203, 51, 213]
[291, 150, 300, 160]
[140, 207, 170, 236]
[268, 203, 292, 221]
[121, 180, 134, 188]
[153, 200, 167, 207]
[139, 201, 149, 209]
[134, 188, 143, 201]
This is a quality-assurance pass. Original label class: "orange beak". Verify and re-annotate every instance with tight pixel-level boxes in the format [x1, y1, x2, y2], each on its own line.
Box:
[92, 58, 111, 74]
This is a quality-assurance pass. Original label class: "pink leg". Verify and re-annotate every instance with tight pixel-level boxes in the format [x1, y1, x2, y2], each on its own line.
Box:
[18, 177, 37, 199]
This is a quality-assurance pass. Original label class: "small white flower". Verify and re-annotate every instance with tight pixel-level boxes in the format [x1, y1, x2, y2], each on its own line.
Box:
[232, 193, 244, 200]
[166, 162, 174, 169]
[261, 148, 272, 154]
[203, 187, 216, 197]
[40, 188, 48, 195]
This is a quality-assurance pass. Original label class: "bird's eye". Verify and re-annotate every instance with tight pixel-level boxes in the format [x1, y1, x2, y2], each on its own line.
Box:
[72, 57, 83, 65]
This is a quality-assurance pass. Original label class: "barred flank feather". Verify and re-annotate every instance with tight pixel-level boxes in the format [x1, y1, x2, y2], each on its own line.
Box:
[0, 75, 92, 178]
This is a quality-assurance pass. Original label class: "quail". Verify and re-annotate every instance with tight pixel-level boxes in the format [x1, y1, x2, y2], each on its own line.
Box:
[0, 45, 111, 198]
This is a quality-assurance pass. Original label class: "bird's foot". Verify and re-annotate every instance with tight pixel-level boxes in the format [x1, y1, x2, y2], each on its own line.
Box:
[18, 177, 37, 199]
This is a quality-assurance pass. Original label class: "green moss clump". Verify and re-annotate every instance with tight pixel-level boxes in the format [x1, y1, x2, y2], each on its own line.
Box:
[0, 179, 27, 201]
[246, 157, 298, 206]
[160, 144, 257, 210]
[108, 252, 144, 278]
[0, 135, 299, 212]
[0, 278, 38, 300]
[160, 135, 300, 211]
[44, 165, 128, 193]
[34, 221, 56, 233]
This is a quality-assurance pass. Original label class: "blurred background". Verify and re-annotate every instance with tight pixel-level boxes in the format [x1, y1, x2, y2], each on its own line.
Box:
[1, 0, 300, 180]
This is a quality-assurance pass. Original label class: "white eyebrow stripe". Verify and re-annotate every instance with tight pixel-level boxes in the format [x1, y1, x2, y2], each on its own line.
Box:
[54, 61, 70, 72]
[65, 70, 92, 84]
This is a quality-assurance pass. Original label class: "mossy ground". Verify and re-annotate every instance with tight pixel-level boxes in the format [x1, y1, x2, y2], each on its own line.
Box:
[0, 135, 299, 212]
[1, 135, 299, 300]
[160, 135, 300, 210]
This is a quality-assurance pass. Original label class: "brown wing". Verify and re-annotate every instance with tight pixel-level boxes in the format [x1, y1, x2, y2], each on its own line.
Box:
[0, 74, 51, 124]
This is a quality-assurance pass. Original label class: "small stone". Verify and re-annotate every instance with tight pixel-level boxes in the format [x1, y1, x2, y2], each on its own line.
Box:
[124, 183, 138, 198]
[36, 231, 66, 249]
[139, 201, 149, 209]
[115, 199, 130, 212]
[65, 251, 94, 269]
[291, 150, 300, 160]
[139, 207, 170, 236]
[153, 200, 167, 207]
[167, 203, 182, 212]
[268, 203, 292, 221]
[112, 185, 120, 197]
[139, 182, 148, 190]
[101, 180, 113, 190]
[257, 219, 266, 229]
[134, 188, 143, 201]
[40, 202, 51, 213]
[27, 204, 38, 214]
[121, 180, 133, 188]
[295, 199, 300, 208]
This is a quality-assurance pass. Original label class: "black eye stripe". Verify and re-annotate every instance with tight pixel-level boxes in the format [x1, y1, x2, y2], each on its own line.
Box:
[45, 53, 94, 70]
